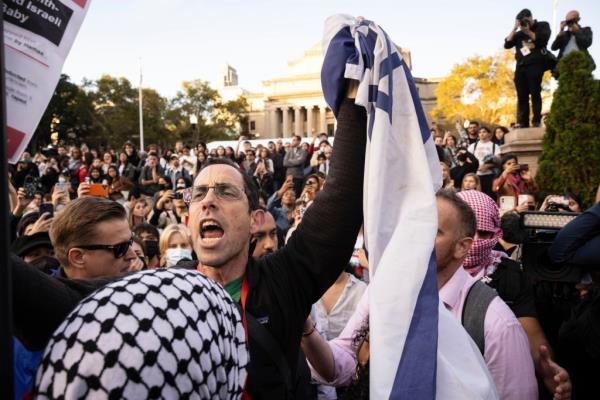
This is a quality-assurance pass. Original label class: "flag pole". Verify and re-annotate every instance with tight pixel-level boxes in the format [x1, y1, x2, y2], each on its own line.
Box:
[552, 0, 559, 36]
[0, 11, 15, 399]
[138, 57, 144, 152]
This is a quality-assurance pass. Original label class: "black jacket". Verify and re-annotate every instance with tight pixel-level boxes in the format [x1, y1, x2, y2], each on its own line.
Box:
[504, 20, 551, 67]
[12, 99, 367, 399]
[450, 151, 479, 189]
[551, 27, 595, 69]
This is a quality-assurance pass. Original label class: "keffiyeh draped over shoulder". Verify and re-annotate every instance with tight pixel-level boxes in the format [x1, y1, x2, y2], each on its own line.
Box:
[34, 269, 248, 400]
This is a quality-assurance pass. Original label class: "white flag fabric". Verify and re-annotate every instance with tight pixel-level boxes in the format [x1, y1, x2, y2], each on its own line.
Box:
[321, 15, 498, 399]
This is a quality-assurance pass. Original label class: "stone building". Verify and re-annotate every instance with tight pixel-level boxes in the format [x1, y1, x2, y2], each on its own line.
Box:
[218, 42, 440, 139]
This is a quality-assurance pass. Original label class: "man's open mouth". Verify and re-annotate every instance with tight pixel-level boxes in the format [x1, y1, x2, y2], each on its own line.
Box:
[200, 219, 224, 241]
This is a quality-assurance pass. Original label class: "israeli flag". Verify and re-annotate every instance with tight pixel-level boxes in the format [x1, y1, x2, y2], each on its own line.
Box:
[321, 15, 498, 399]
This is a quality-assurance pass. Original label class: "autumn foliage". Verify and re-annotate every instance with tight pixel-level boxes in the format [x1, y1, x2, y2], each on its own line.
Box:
[431, 50, 551, 128]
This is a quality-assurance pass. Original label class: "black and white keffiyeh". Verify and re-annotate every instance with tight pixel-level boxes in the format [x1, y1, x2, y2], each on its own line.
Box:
[34, 269, 248, 399]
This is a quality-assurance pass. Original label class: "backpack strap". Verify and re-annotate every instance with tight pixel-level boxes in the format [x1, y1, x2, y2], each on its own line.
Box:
[462, 281, 498, 355]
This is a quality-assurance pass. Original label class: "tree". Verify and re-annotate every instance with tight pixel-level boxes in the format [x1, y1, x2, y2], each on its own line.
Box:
[167, 80, 248, 143]
[32, 74, 95, 148]
[83, 75, 168, 149]
[212, 96, 250, 138]
[536, 51, 600, 207]
[83, 75, 139, 146]
[431, 51, 551, 128]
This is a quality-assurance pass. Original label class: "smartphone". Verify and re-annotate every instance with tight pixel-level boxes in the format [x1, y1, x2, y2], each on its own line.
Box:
[56, 182, 69, 192]
[88, 183, 109, 197]
[518, 194, 529, 206]
[39, 203, 54, 217]
[499, 196, 516, 211]
[174, 192, 183, 200]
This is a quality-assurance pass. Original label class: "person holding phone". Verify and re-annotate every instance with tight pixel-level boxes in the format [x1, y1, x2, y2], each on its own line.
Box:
[493, 153, 538, 205]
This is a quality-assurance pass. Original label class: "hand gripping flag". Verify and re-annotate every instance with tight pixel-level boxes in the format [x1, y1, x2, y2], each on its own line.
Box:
[321, 15, 498, 399]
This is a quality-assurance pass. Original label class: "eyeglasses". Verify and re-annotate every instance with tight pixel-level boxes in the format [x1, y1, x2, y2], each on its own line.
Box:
[73, 236, 133, 258]
[191, 183, 247, 203]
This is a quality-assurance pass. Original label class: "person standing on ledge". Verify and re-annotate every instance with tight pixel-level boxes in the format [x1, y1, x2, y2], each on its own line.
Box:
[504, 8, 551, 128]
[551, 10, 595, 77]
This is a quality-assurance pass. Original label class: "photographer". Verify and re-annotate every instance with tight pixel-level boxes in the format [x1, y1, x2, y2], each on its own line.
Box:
[493, 153, 538, 203]
[551, 10, 595, 76]
[450, 147, 479, 189]
[505, 9, 551, 128]
[548, 199, 600, 398]
[540, 193, 583, 213]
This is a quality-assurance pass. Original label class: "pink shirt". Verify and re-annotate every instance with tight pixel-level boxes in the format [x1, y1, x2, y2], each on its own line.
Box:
[313, 268, 537, 399]
[439, 267, 538, 400]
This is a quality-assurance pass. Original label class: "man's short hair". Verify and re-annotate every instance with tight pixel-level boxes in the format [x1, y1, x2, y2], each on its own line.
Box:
[199, 158, 259, 211]
[469, 121, 480, 127]
[293, 135, 301, 141]
[133, 223, 160, 241]
[127, 188, 141, 202]
[49, 197, 127, 266]
[516, 8, 532, 20]
[436, 189, 477, 239]
[500, 212, 527, 244]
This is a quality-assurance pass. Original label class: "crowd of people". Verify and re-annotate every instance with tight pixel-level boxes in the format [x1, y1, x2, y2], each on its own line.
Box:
[5, 8, 599, 400]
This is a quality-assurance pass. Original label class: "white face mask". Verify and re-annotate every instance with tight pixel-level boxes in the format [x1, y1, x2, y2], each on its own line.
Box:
[165, 247, 192, 267]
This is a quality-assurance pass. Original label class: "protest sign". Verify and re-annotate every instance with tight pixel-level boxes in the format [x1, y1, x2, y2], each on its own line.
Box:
[3, 0, 90, 162]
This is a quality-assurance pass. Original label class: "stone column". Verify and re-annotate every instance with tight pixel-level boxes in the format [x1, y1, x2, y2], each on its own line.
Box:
[319, 105, 328, 134]
[501, 127, 545, 177]
[306, 106, 313, 137]
[270, 107, 279, 138]
[282, 107, 290, 137]
[294, 107, 302, 137]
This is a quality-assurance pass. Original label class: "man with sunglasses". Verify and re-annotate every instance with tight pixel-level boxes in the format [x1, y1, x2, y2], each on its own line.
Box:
[11, 197, 136, 398]
[49, 196, 137, 279]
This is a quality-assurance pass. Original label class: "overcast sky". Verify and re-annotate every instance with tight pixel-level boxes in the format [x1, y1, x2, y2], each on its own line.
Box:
[62, 0, 600, 97]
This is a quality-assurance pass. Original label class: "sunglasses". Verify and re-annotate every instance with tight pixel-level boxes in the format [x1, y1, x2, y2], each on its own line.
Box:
[191, 183, 247, 203]
[74, 236, 133, 258]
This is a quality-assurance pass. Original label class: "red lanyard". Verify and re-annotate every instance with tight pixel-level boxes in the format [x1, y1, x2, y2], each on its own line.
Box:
[241, 276, 249, 338]
[240, 276, 251, 400]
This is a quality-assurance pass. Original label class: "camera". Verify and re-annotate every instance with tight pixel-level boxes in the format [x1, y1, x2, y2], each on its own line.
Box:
[566, 18, 578, 26]
[174, 192, 183, 200]
[545, 196, 570, 213]
[519, 18, 529, 28]
[518, 211, 583, 345]
[23, 176, 41, 199]
[519, 163, 529, 172]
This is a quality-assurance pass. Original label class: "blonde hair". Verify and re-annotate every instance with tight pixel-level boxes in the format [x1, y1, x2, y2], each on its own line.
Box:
[461, 173, 481, 192]
[159, 224, 192, 267]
